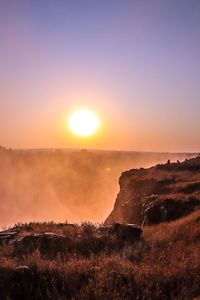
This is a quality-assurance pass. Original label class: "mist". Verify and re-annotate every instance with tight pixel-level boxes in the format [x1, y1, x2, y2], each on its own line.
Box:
[0, 146, 195, 228]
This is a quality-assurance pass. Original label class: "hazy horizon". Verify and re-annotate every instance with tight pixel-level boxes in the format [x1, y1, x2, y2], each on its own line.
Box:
[0, 147, 195, 228]
[7, 146, 198, 153]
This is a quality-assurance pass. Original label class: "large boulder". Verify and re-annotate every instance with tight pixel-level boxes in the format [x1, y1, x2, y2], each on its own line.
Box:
[15, 232, 68, 258]
[109, 223, 142, 242]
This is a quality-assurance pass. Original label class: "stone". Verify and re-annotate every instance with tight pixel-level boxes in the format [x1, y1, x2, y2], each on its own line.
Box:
[109, 223, 142, 242]
[0, 229, 19, 243]
[97, 225, 111, 234]
[15, 232, 68, 258]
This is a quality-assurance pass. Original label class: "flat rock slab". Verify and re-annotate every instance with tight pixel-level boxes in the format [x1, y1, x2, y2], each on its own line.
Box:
[0, 230, 19, 242]
[0, 231, 18, 236]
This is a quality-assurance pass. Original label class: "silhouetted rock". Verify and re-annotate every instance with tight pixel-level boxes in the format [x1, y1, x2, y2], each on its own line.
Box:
[109, 223, 142, 242]
[106, 157, 200, 225]
[0, 229, 19, 243]
[15, 233, 68, 258]
[97, 225, 111, 234]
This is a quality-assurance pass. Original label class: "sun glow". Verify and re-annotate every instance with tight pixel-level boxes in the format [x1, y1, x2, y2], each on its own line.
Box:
[68, 109, 100, 137]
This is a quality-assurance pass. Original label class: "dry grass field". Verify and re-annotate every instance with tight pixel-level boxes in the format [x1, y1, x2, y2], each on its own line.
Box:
[0, 210, 200, 299]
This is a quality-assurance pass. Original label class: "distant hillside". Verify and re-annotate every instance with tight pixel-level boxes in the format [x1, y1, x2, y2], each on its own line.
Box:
[106, 156, 200, 225]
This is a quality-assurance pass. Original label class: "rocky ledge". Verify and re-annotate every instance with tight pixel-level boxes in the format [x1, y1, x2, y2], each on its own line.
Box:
[105, 156, 200, 225]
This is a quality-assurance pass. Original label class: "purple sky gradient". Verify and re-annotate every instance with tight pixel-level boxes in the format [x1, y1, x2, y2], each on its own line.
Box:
[0, 0, 200, 152]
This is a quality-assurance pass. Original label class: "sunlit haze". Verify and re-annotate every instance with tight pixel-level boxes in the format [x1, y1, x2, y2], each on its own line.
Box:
[0, 1, 200, 152]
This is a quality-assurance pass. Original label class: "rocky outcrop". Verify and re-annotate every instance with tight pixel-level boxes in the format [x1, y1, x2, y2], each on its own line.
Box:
[105, 157, 200, 225]
[109, 223, 142, 242]
[143, 197, 200, 225]
[15, 232, 68, 258]
[0, 228, 19, 243]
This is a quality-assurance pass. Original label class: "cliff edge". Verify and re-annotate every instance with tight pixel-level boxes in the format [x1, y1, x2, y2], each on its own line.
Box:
[105, 156, 200, 225]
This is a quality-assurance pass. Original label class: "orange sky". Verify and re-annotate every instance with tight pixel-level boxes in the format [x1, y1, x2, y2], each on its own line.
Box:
[0, 1, 200, 153]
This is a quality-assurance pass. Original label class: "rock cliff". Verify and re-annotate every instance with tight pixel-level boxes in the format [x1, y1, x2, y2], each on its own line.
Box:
[105, 157, 200, 225]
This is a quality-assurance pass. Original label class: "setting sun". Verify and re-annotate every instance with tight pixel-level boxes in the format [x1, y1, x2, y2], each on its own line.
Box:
[68, 109, 100, 137]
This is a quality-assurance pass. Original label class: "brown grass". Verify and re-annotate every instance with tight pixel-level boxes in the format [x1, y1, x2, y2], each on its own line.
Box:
[0, 212, 200, 299]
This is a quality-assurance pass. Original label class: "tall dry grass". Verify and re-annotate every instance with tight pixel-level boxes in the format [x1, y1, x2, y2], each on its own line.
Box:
[0, 211, 200, 299]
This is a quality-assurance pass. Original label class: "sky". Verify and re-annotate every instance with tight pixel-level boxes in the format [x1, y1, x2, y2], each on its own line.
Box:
[0, 0, 200, 152]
